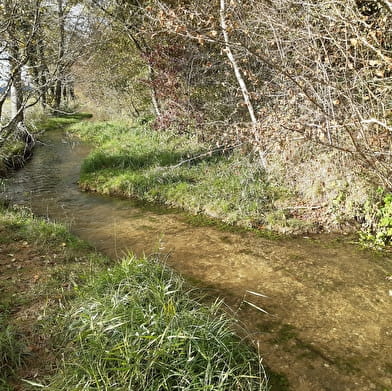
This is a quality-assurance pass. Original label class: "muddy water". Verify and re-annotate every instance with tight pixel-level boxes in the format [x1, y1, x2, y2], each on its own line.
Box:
[2, 130, 392, 391]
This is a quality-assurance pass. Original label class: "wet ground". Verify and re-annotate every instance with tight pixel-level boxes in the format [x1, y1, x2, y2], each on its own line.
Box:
[2, 130, 391, 391]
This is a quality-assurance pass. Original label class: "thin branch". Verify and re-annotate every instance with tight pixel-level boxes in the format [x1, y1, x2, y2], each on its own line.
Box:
[167, 143, 243, 169]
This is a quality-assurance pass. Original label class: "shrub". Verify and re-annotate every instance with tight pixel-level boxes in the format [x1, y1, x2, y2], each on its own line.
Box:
[360, 191, 392, 247]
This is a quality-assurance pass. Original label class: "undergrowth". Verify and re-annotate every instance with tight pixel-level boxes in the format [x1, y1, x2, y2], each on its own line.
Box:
[360, 190, 392, 248]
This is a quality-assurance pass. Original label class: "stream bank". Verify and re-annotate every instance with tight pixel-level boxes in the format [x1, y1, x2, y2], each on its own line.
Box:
[68, 119, 392, 245]
[2, 125, 392, 391]
[0, 209, 264, 391]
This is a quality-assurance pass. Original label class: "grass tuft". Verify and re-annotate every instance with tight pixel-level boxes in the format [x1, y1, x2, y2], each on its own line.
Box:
[47, 256, 266, 391]
[0, 314, 26, 387]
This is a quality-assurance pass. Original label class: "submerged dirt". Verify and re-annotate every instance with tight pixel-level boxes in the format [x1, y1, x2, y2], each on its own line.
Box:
[2, 130, 392, 391]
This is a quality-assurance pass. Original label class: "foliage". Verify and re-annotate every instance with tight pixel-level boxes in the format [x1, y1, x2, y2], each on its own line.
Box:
[47, 256, 266, 391]
[79, 0, 392, 190]
[360, 190, 392, 247]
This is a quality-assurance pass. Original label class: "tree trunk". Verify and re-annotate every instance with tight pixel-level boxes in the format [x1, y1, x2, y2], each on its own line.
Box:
[148, 64, 161, 117]
[38, 38, 49, 109]
[54, 0, 65, 110]
[9, 44, 24, 124]
[219, 0, 266, 167]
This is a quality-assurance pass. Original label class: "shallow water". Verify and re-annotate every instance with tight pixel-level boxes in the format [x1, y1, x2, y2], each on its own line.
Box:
[2, 130, 392, 391]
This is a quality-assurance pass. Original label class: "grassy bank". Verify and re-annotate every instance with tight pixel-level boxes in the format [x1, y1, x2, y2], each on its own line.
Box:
[69, 120, 308, 233]
[0, 206, 266, 390]
[68, 119, 392, 246]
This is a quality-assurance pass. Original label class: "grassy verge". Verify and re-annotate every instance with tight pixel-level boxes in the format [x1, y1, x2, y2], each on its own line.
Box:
[0, 206, 266, 390]
[68, 118, 392, 245]
[69, 120, 306, 232]
[35, 112, 92, 133]
[0, 204, 101, 389]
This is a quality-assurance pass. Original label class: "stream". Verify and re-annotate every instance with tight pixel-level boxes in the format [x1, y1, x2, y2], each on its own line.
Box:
[2, 129, 392, 391]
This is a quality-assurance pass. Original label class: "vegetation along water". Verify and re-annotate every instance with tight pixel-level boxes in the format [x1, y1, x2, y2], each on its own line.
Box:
[1, 0, 392, 390]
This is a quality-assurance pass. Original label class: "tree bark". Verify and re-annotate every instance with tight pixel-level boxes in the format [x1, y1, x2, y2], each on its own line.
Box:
[9, 42, 24, 124]
[54, 0, 65, 110]
[219, 0, 266, 167]
[219, 0, 257, 125]
[148, 65, 161, 117]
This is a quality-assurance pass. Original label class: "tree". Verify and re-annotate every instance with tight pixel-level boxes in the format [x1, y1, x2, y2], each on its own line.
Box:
[0, 0, 41, 148]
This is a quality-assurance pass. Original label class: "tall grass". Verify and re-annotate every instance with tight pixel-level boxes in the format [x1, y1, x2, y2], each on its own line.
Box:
[0, 314, 25, 389]
[47, 256, 266, 391]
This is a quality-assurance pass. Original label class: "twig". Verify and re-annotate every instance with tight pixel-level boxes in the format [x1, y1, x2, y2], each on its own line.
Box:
[362, 118, 392, 132]
[243, 300, 269, 314]
[167, 143, 243, 169]
[282, 205, 326, 211]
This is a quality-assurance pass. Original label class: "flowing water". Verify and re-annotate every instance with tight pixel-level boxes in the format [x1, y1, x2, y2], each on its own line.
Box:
[2, 130, 392, 391]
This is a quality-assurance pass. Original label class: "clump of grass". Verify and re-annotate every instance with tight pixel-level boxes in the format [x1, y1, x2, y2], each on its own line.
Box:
[0, 204, 89, 249]
[0, 314, 26, 387]
[47, 256, 266, 391]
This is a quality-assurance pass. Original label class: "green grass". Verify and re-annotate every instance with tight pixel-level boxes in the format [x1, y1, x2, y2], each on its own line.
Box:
[70, 120, 288, 228]
[0, 204, 88, 249]
[0, 314, 26, 389]
[0, 206, 267, 390]
[35, 112, 93, 132]
[46, 256, 266, 391]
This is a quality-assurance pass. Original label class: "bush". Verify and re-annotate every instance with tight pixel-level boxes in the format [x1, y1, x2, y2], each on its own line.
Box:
[360, 191, 392, 247]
